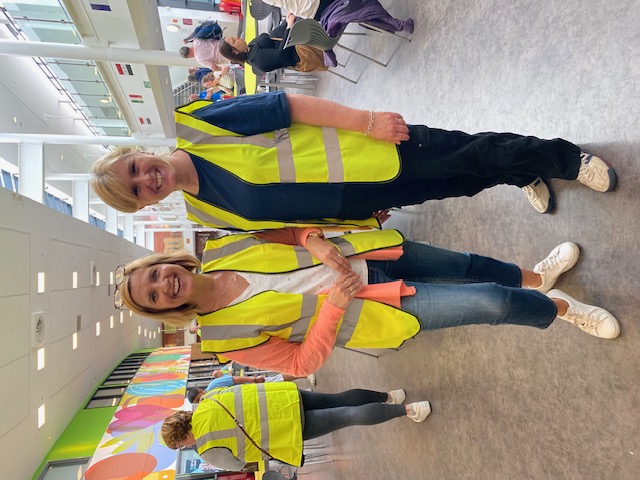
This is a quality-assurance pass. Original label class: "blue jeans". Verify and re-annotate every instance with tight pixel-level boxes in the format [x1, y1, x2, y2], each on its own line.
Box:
[367, 241, 557, 330]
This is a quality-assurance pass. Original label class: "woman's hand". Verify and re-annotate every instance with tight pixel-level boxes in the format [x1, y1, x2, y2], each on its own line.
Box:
[372, 209, 391, 224]
[286, 12, 296, 28]
[369, 112, 410, 145]
[219, 65, 230, 76]
[305, 235, 352, 273]
[253, 375, 266, 383]
[327, 271, 363, 309]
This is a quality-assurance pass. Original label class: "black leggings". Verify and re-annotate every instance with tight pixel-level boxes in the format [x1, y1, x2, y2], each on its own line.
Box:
[300, 389, 406, 440]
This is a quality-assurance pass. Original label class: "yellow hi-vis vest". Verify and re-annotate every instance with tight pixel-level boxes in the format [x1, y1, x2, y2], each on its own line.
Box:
[175, 100, 401, 231]
[193, 382, 303, 466]
[198, 229, 421, 354]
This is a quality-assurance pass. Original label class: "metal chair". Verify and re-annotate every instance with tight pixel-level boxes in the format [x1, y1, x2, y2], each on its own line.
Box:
[286, 18, 394, 65]
[249, 0, 282, 25]
[284, 18, 369, 83]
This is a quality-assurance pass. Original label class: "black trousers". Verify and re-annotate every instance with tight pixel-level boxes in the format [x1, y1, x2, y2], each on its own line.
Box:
[299, 389, 405, 440]
[338, 124, 581, 218]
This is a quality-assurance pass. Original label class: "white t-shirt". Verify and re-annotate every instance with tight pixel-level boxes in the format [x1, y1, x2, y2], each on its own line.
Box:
[263, 0, 320, 18]
[230, 259, 369, 305]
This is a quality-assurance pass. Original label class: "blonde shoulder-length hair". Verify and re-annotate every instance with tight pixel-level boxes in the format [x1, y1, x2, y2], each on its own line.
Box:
[90, 147, 172, 213]
[120, 251, 203, 327]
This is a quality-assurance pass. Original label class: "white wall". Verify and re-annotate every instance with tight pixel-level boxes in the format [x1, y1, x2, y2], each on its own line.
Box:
[0, 187, 160, 480]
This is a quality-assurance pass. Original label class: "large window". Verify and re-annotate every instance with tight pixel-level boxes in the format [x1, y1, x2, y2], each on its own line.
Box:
[186, 358, 224, 391]
[36, 458, 90, 480]
[0, 1, 128, 136]
[85, 352, 150, 408]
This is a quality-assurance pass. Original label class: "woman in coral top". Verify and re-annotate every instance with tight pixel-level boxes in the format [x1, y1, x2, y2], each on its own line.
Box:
[113, 228, 619, 376]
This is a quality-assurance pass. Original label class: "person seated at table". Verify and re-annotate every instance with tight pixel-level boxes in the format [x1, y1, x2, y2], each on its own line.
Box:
[188, 89, 226, 103]
[113, 228, 620, 377]
[162, 382, 428, 470]
[201, 70, 235, 94]
[187, 66, 213, 84]
[220, 13, 328, 72]
[186, 370, 316, 404]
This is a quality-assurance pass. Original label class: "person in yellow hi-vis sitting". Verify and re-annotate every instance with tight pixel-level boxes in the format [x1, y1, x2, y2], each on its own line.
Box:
[161, 382, 429, 471]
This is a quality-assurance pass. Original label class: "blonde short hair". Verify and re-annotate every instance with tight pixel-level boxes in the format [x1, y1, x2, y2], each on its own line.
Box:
[119, 251, 202, 327]
[91, 147, 140, 213]
[161, 410, 193, 449]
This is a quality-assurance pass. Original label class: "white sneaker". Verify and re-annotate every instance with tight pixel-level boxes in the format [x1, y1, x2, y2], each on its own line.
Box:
[387, 389, 406, 405]
[577, 152, 617, 192]
[407, 401, 431, 422]
[522, 177, 554, 214]
[548, 289, 620, 339]
[306, 373, 316, 387]
[532, 242, 580, 293]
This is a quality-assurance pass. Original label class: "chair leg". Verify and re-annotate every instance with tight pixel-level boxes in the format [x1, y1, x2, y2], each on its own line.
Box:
[336, 43, 388, 67]
[327, 69, 359, 84]
[358, 22, 412, 42]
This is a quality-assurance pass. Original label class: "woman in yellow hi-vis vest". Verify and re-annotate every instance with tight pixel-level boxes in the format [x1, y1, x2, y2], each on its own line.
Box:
[161, 382, 430, 471]
[91, 92, 616, 231]
[113, 229, 619, 376]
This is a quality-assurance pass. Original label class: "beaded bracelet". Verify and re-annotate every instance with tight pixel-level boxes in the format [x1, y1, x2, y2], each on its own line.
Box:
[363, 110, 375, 136]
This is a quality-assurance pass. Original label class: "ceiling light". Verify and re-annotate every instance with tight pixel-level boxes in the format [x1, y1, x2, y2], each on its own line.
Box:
[166, 23, 180, 33]
[99, 97, 110, 104]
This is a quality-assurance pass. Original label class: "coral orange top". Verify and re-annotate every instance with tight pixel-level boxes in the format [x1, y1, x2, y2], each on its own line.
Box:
[217, 228, 415, 376]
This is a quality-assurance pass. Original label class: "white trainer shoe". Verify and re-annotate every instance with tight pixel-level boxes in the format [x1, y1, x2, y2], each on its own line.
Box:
[387, 389, 406, 405]
[548, 289, 620, 339]
[522, 177, 554, 214]
[577, 152, 617, 192]
[532, 242, 580, 293]
[407, 401, 431, 422]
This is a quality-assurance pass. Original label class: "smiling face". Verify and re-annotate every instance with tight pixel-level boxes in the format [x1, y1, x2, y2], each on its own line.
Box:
[128, 264, 196, 312]
[110, 152, 178, 208]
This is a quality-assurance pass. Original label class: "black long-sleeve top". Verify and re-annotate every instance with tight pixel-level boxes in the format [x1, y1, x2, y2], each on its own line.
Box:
[246, 22, 300, 72]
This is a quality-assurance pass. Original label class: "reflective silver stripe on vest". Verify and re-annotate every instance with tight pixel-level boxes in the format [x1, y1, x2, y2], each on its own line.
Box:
[185, 200, 235, 229]
[177, 123, 297, 183]
[178, 122, 277, 148]
[294, 245, 314, 268]
[274, 129, 295, 182]
[202, 236, 268, 264]
[200, 294, 318, 345]
[322, 127, 344, 182]
[196, 427, 237, 449]
[256, 384, 271, 458]
[329, 237, 356, 256]
[335, 298, 365, 346]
